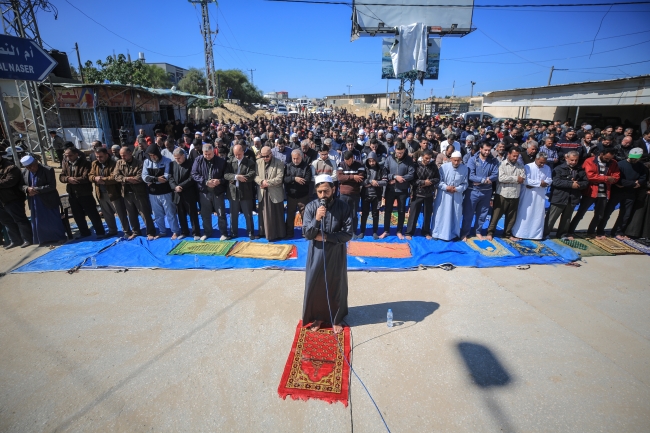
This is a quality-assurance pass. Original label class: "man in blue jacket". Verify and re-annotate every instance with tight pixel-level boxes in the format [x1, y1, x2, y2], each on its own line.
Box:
[191, 143, 229, 240]
[460, 142, 499, 240]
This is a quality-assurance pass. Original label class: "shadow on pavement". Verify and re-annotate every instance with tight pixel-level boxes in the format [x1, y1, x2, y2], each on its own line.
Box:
[456, 341, 516, 433]
[347, 301, 440, 327]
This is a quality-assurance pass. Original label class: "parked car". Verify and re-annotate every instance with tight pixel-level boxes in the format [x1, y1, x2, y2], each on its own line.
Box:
[275, 106, 289, 115]
[460, 111, 494, 123]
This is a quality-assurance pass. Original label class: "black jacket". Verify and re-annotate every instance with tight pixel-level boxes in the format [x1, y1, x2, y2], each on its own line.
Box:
[169, 158, 198, 204]
[384, 154, 415, 194]
[549, 162, 589, 206]
[284, 160, 313, 198]
[0, 157, 25, 205]
[412, 161, 440, 198]
[362, 159, 387, 198]
[223, 156, 256, 201]
[612, 159, 648, 198]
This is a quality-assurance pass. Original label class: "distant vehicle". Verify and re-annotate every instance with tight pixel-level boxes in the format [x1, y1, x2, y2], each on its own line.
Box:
[277, 103, 287, 109]
[297, 98, 309, 106]
[491, 117, 516, 125]
[275, 106, 289, 115]
[268, 105, 276, 112]
[261, 104, 268, 109]
[252, 103, 261, 108]
[460, 111, 494, 123]
[324, 108, 332, 114]
[288, 110, 299, 115]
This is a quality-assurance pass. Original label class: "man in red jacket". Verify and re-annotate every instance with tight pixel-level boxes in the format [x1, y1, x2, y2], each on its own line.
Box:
[567, 147, 620, 239]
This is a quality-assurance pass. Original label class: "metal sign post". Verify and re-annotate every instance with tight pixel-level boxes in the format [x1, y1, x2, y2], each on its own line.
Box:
[0, 85, 19, 166]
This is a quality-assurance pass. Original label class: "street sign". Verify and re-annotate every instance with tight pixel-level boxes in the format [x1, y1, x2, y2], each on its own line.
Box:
[0, 34, 57, 82]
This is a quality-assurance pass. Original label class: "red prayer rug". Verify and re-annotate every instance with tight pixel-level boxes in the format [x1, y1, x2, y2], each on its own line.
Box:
[278, 321, 351, 406]
[348, 241, 412, 258]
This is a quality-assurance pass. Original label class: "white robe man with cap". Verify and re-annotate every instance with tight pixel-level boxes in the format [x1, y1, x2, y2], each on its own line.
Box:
[301, 174, 353, 334]
[432, 151, 469, 241]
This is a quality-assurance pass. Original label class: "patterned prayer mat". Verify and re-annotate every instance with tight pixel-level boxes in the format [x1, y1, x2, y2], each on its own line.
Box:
[168, 240, 236, 256]
[278, 321, 351, 406]
[621, 238, 650, 255]
[348, 241, 412, 258]
[503, 239, 559, 257]
[582, 236, 644, 255]
[366, 212, 404, 227]
[227, 242, 294, 260]
[465, 238, 515, 258]
[552, 238, 613, 257]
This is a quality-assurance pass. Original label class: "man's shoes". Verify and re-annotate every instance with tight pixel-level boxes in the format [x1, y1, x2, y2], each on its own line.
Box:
[351, 234, 357, 240]
[200, 235, 208, 241]
[3, 242, 17, 250]
[220, 235, 231, 241]
[250, 235, 256, 240]
[356, 233, 364, 239]
[177, 234, 186, 240]
[373, 233, 379, 240]
[20, 241, 32, 248]
[194, 236, 201, 241]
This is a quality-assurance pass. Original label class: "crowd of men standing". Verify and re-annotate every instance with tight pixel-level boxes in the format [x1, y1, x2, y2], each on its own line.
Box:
[0, 109, 649, 250]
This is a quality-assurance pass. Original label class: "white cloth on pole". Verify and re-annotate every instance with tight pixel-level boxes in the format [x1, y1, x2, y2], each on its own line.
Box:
[390, 23, 428, 76]
[512, 162, 553, 240]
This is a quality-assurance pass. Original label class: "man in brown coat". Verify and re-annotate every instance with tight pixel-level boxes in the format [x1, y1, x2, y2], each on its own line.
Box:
[114, 146, 156, 240]
[90, 147, 131, 237]
[60, 147, 106, 238]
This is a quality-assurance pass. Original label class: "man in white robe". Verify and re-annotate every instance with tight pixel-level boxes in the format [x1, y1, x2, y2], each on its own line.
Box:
[512, 153, 552, 240]
[432, 152, 468, 241]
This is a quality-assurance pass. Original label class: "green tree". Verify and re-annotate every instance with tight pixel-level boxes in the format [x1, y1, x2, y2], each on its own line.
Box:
[80, 54, 172, 88]
[214, 69, 265, 104]
[178, 68, 207, 95]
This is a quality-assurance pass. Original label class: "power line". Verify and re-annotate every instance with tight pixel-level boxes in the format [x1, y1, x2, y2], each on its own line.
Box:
[265, 0, 650, 7]
[217, 7, 254, 66]
[442, 29, 650, 60]
[212, 42, 376, 64]
[63, 0, 204, 58]
[443, 37, 650, 65]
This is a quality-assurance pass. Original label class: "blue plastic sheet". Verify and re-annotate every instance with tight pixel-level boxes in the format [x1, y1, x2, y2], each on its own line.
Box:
[12, 233, 578, 273]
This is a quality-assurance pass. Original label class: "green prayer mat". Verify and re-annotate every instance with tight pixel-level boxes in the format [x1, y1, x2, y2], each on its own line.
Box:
[168, 240, 237, 256]
[552, 238, 613, 257]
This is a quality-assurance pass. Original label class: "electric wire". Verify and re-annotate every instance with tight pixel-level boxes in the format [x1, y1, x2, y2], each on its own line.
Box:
[318, 214, 391, 433]
[265, 0, 650, 7]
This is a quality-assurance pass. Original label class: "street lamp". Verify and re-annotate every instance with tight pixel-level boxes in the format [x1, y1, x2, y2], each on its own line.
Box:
[470, 81, 476, 98]
[347, 84, 352, 95]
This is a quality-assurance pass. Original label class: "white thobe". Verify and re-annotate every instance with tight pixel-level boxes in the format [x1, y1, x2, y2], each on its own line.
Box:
[512, 162, 553, 240]
[432, 162, 469, 241]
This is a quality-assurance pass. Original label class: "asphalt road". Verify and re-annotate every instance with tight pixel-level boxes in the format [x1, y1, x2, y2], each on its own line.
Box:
[0, 243, 649, 432]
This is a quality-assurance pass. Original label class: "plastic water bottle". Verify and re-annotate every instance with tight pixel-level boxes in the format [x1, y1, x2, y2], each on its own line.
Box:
[387, 309, 393, 328]
[194, 254, 199, 268]
[90, 256, 97, 269]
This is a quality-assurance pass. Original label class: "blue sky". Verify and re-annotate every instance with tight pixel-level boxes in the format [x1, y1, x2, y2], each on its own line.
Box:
[37, 0, 650, 99]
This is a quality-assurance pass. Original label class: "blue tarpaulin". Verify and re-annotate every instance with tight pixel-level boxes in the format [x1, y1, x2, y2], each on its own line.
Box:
[11, 234, 578, 274]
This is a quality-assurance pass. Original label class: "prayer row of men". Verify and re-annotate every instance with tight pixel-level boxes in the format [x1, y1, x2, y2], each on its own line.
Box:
[0, 120, 649, 249]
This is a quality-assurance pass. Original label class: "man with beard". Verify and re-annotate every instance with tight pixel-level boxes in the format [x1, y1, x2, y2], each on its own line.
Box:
[405, 149, 439, 240]
[460, 142, 499, 241]
[169, 148, 200, 240]
[431, 152, 468, 241]
[379, 142, 414, 239]
[301, 174, 353, 334]
[284, 149, 313, 239]
[545, 150, 589, 239]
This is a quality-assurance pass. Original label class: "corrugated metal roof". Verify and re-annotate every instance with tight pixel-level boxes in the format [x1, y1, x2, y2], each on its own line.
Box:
[483, 74, 650, 96]
[53, 82, 213, 100]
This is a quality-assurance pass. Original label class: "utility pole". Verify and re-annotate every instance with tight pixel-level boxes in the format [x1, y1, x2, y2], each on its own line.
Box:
[470, 81, 476, 98]
[247, 69, 256, 85]
[189, 0, 218, 102]
[452, 80, 455, 98]
[548, 65, 567, 86]
[74, 42, 84, 83]
[347, 84, 352, 95]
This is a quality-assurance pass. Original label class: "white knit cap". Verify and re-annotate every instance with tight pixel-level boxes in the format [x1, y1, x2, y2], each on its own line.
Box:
[315, 174, 333, 185]
[20, 155, 35, 166]
[451, 151, 462, 158]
